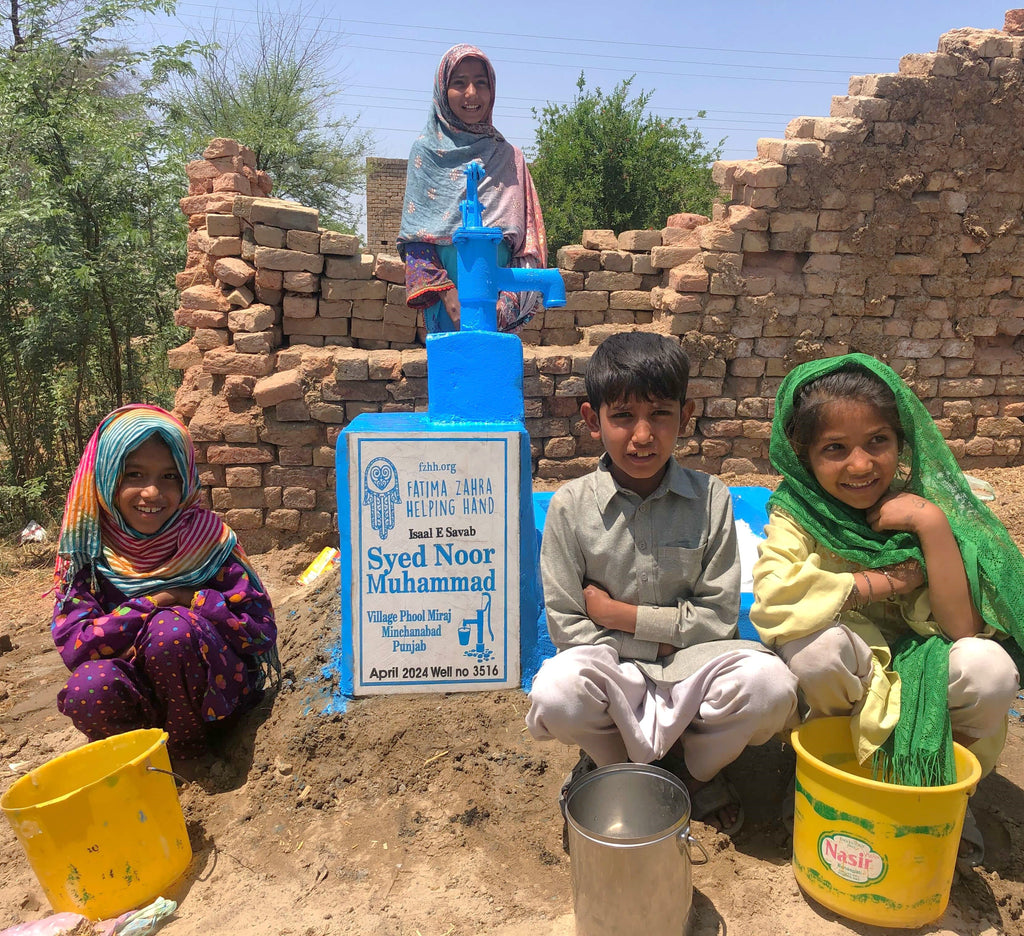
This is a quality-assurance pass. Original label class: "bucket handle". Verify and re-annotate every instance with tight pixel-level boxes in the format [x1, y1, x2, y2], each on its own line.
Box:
[678, 830, 709, 865]
[147, 766, 190, 786]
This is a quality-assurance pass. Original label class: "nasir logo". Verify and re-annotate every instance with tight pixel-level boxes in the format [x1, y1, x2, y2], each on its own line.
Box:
[363, 457, 401, 539]
[819, 833, 885, 884]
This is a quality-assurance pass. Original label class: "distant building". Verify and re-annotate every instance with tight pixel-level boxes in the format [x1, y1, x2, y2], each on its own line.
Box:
[365, 157, 408, 252]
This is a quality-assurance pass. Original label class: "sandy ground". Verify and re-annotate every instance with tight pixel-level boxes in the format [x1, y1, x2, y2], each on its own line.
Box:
[4, 468, 1024, 935]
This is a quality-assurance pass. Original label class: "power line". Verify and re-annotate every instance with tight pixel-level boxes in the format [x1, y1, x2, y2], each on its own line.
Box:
[330, 43, 850, 86]
[129, 3, 856, 161]
[333, 30, 860, 76]
[344, 85, 801, 118]
[149, 20, 863, 86]
[339, 99, 782, 135]
[335, 14, 896, 62]
[143, 15, 857, 88]
[158, 1, 892, 83]
[149, 6, 856, 90]
[359, 128, 760, 161]
[171, 1, 897, 63]
[340, 92, 782, 126]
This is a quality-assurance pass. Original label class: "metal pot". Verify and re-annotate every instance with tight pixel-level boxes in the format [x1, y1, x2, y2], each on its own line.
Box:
[565, 762, 709, 936]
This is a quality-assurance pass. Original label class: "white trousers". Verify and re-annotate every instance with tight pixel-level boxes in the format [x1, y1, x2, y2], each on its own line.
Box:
[526, 644, 799, 782]
[779, 627, 1018, 738]
[779, 626, 1019, 773]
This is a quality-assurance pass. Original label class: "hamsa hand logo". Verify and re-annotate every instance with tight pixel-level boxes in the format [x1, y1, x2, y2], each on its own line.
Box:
[363, 457, 401, 539]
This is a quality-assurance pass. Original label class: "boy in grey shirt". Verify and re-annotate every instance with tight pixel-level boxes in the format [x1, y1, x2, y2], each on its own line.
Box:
[526, 332, 797, 835]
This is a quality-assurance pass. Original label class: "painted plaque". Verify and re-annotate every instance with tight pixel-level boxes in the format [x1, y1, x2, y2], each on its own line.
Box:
[348, 430, 520, 694]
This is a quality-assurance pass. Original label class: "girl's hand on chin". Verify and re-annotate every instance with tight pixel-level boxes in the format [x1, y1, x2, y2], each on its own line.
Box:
[866, 491, 945, 536]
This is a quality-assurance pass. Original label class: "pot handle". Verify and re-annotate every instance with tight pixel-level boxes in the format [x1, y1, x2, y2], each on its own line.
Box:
[678, 830, 710, 865]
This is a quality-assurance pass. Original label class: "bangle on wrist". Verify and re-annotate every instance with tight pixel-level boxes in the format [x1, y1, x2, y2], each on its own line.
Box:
[849, 578, 862, 609]
[879, 568, 898, 602]
[862, 571, 875, 605]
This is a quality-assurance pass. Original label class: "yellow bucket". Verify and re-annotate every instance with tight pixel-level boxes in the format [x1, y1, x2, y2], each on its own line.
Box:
[1, 729, 192, 920]
[790, 717, 980, 928]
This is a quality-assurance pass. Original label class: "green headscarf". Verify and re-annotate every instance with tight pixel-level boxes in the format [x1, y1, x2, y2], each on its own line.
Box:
[769, 353, 1024, 784]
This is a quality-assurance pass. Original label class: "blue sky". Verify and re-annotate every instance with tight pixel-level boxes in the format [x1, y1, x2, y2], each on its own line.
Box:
[133, 0, 1012, 164]
[123, 0, 1012, 235]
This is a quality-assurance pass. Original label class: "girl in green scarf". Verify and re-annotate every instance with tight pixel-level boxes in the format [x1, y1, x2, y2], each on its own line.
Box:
[751, 354, 1024, 861]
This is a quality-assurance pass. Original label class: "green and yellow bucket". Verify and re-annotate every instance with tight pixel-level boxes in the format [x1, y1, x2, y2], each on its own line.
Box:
[1, 728, 192, 920]
[791, 717, 980, 929]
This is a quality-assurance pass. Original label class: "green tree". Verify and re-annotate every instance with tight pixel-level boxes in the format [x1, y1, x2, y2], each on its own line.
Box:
[530, 75, 724, 255]
[163, 5, 372, 232]
[0, 0, 193, 530]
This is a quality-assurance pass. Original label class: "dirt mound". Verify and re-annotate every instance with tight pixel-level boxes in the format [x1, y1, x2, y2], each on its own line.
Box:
[3, 469, 1024, 934]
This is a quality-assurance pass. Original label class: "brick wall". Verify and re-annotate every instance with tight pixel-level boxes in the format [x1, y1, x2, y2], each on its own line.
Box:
[365, 157, 408, 251]
[170, 13, 1024, 549]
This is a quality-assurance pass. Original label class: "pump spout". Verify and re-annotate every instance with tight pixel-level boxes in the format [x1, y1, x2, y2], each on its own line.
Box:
[494, 266, 566, 308]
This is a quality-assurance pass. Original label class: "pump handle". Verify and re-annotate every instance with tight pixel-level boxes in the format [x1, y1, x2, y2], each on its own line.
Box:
[459, 161, 485, 228]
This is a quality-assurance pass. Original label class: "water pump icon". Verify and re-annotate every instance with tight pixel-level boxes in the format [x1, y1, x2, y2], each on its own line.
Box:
[458, 593, 494, 661]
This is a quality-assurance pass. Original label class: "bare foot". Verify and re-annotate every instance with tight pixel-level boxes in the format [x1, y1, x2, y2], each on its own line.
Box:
[654, 743, 744, 835]
[687, 775, 743, 833]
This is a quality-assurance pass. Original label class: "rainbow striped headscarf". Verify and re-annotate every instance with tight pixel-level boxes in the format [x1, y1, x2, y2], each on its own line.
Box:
[56, 405, 260, 597]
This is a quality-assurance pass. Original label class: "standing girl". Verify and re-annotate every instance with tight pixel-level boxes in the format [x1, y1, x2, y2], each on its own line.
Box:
[751, 354, 1024, 862]
[397, 44, 547, 337]
[53, 405, 278, 759]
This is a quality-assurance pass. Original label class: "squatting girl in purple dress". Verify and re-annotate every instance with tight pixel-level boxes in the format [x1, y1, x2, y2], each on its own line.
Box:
[52, 405, 278, 759]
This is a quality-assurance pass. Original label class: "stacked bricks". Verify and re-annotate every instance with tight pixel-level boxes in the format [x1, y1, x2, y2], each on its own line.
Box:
[167, 12, 1024, 547]
[174, 137, 418, 360]
[176, 137, 275, 367]
[365, 157, 409, 251]
[549, 228, 666, 346]
[172, 140, 674, 357]
[637, 12, 1024, 474]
